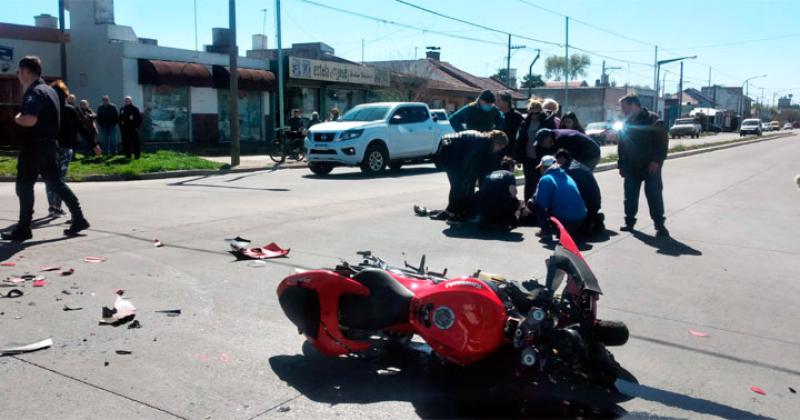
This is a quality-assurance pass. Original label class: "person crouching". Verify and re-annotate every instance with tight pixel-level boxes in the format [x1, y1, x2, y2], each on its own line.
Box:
[477, 156, 520, 229]
[555, 149, 605, 234]
[526, 155, 586, 241]
[436, 130, 509, 223]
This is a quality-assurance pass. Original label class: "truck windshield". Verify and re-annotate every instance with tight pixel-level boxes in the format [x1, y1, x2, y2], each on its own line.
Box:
[742, 120, 759, 126]
[675, 119, 694, 124]
[340, 106, 390, 122]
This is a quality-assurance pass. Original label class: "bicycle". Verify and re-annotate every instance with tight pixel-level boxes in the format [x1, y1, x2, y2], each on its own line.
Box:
[269, 127, 306, 163]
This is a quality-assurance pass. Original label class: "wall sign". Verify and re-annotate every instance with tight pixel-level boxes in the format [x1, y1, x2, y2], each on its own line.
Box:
[289, 56, 389, 87]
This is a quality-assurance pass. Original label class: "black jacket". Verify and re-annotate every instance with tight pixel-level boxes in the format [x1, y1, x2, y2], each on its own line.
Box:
[540, 129, 600, 165]
[58, 103, 82, 149]
[617, 108, 668, 174]
[119, 104, 142, 132]
[502, 110, 523, 153]
[97, 103, 119, 128]
[515, 111, 558, 162]
[565, 160, 601, 214]
[436, 130, 496, 182]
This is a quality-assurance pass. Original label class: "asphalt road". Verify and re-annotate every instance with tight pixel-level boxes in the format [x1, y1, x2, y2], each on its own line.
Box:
[1, 133, 799, 419]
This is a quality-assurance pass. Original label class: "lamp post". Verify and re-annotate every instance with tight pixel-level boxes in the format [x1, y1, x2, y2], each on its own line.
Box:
[527, 49, 541, 99]
[655, 55, 696, 121]
[739, 74, 766, 117]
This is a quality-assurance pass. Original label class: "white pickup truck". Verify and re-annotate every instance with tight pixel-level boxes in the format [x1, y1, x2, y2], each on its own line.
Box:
[304, 102, 454, 175]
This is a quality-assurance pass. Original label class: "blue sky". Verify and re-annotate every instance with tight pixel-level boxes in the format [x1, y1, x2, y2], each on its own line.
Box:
[5, 0, 799, 104]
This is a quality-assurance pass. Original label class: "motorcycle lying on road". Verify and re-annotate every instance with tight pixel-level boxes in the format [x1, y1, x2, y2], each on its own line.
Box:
[277, 217, 629, 389]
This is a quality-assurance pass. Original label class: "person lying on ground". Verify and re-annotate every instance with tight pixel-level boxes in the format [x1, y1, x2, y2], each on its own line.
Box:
[555, 149, 605, 234]
[476, 156, 520, 229]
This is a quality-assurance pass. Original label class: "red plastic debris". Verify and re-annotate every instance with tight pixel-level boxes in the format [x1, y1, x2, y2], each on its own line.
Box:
[240, 242, 290, 260]
[1, 261, 16, 267]
[32, 279, 47, 287]
[688, 329, 709, 337]
[750, 386, 766, 395]
[84, 256, 106, 263]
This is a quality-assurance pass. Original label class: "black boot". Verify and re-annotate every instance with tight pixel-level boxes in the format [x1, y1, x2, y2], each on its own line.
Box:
[1, 229, 32, 242]
[64, 218, 90, 236]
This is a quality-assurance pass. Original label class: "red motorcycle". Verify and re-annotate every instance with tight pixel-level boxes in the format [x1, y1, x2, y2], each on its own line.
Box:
[277, 218, 629, 385]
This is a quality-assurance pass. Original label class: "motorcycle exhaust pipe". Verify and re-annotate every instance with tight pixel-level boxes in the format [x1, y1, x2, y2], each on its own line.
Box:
[594, 320, 629, 346]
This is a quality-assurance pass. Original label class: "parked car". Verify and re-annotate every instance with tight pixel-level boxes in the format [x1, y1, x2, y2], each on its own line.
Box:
[586, 122, 616, 145]
[429, 109, 449, 122]
[739, 118, 763, 136]
[669, 118, 701, 139]
[304, 102, 454, 176]
[783, 123, 793, 130]
[761, 122, 772, 132]
[771, 121, 781, 131]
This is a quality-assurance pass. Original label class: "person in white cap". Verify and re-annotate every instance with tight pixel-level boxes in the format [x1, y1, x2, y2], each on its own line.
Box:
[526, 154, 586, 240]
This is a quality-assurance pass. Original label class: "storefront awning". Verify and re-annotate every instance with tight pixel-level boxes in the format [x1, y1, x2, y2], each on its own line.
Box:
[138, 59, 213, 88]
[212, 66, 275, 92]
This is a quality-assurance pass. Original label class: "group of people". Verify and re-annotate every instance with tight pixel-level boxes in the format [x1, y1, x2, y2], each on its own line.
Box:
[435, 89, 669, 240]
[2, 56, 90, 242]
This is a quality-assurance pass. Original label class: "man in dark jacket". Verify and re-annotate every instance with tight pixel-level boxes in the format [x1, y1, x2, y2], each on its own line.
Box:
[515, 99, 558, 201]
[436, 130, 509, 222]
[96, 95, 119, 154]
[534, 128, 601, 169]
[449, 90, 504, 132]
[46, 80, 82, 217]
[496, 91, 522, 157]
[555, 149, 604, 234]
[119, 96, 143, 159]
[1, 56, 89, 242]
[616, 93, 669, 236]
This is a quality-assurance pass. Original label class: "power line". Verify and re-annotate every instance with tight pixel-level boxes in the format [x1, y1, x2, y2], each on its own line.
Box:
[666, 32, 800, 50]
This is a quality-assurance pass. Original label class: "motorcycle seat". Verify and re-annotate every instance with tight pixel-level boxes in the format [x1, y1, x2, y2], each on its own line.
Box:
[340, 269, 413, 331]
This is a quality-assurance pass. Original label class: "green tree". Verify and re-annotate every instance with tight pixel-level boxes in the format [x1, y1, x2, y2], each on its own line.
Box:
[490, 68, 516, 88]
[520, 73, 545, 89]
[544, 54, 591, 81]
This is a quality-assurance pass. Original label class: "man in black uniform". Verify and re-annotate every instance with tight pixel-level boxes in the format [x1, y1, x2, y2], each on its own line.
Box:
[119, 96, 143, 159]
[1, 56, 89, 242]
[476, 157, 520, 228]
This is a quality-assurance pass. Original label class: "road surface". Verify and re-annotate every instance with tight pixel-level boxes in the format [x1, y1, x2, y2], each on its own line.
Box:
[1, 133, 798, 419]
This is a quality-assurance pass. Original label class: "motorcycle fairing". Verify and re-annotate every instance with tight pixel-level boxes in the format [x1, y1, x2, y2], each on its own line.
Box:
[277, 270, 371, 356]
[547, 217, 602, 294]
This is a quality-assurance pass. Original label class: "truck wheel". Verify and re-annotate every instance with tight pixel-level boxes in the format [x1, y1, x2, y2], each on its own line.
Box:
[309, 163, 333, 176]
[361, 144, 388, 175]
[389, 161, 403, 171]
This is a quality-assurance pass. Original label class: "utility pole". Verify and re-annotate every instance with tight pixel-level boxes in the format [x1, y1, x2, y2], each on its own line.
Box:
[601, 60, 621, 87]
[194, 0, 199, 51]
[564, 16, 569, 114]
[229, 0, 240, 167]
[361, 38, 365, 64]
[527, 49, 541, 100]
[653, 45, 658, 109]
[707, 67, 711, 91]
[58, 0, 67, 80]
[677, 61, 684, 121]
[276, 0, 285, 142]
[507, 34, 511, 87]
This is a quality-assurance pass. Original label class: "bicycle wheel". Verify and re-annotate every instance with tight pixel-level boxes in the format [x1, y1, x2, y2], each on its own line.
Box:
[269, 140, 285, 163]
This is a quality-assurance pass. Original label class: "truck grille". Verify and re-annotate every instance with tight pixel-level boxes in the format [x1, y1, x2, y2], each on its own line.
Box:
[310, 149, 337, 155]
[314, 132, 336, 142]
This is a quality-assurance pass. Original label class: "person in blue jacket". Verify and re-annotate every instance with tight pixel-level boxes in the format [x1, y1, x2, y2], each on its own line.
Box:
[527, 155, 587, 240]
[449, 90, 504, 132]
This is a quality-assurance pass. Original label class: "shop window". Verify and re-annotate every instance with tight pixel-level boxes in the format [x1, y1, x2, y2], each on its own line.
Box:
[325, 89, 366, 116]
[218, 90, 263, 142]
[142, 85, 190, 142]
[287, 87, 319, 121]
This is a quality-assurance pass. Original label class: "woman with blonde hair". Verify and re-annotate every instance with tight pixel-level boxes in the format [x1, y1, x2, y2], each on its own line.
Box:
[515, 97, 558, 201]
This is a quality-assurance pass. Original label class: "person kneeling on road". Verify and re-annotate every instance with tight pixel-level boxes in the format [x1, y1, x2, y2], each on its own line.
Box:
[477, 157, 520, 228]
[534, 128, 601, 170]
[525, 155, 586, 241]
[555, 149, 605, 234]
[436, 130, 509, 223]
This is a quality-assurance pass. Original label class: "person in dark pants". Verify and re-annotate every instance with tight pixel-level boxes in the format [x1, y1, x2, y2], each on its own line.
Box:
[477, 156, 520, 228]
[46, 80, 82, 218]
[496, 91, 523, 157]
[436, 130, 509, 223]
[448, 90, 504, 132]
[616, 93, 669, 237]
[555, 149, 604, 234]
[1, 56, 89, 242]
[516, 98, 558, 201]
[534, 128, 601, 169]
[96, 95, 119, 154]
[78, 99, 100, 157]
[525, 155, 586, 241]
[119, 96, 142, 159]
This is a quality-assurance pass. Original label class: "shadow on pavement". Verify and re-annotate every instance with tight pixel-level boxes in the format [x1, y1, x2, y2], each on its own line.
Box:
[442, 224, 524, 242]
[0, 235, 74, 261]
[270, 342, 631, 419]
[167, 175, 291, 192]
[631, 230, 702, 256]
[303, 166, 441, 181]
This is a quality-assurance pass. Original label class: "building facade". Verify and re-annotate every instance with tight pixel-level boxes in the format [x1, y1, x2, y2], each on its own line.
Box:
[527, 86, 657, 125]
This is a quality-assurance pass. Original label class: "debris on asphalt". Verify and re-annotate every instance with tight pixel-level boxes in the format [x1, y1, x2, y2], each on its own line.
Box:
[277, 406, 291, 413]
[154, 239, 163, 247]
[789, 386, 796, 394]
[218, 353, 230, 363]
[61, 290, 71, 295]
[99, 290, 136, 326]
[104, 361, 109, 366]
[115, 350, 132, 355]
[1, 261, 16, 267]
[247, 260, 267, 268]
[0, 338, 53, 355]
[128, 320, 142, 329]
[61, 268, 75, 276]
[41, 266, 60, 272]
[84, 256, 106, 263]
[32, 279, 47, 287]
[63, 305, 83, 311]
[0, 289, 23, 299]
[231, 241, 290, 260]
[155, 309, 181, 317]
[413, 205, 429, 217]
[688, 329, 709, 337]
[750, 386, 766, 395]
[225, 236, 251, 249]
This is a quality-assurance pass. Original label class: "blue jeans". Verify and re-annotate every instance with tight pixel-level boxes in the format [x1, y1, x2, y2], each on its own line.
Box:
[46, 147, 74, 210]
[623, 168, 665, 228]
[98, 125, 118, 154]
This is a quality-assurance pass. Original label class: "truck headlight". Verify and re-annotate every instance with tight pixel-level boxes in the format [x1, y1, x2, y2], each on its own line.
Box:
[339, 129, 364, 141]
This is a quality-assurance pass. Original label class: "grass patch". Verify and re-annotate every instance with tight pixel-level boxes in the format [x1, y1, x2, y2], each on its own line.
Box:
[0, 150, 223, 181]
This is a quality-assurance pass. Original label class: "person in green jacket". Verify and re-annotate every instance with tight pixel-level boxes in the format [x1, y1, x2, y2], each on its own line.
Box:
[449, 90, 504, 133]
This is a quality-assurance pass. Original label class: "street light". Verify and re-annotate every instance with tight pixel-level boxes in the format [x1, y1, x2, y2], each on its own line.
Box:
[527, 49, 541, 99]
[739, 74, 766, 117]
[654, 55, 696, 121]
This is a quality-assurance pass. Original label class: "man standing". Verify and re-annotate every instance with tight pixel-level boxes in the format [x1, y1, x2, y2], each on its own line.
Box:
[119, 96, 142, 159]
[448, 90, 504, 132]
[1, 56, 89, 242]
[534, 128, 601, 169]
[496, 91, 523, 157]
[96, 95, 119, 154]
[616, 93, 669, 237]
